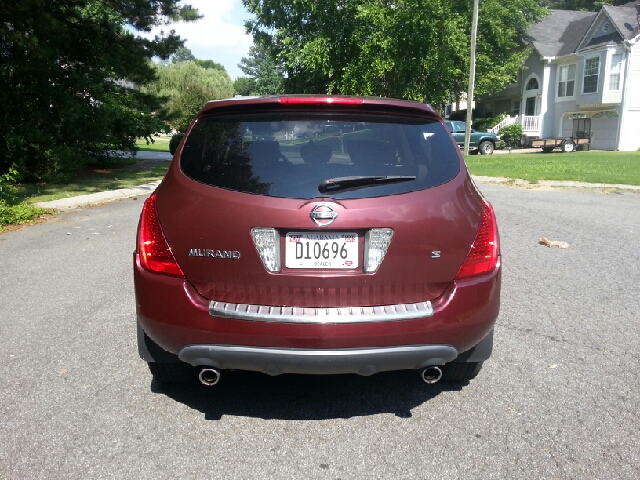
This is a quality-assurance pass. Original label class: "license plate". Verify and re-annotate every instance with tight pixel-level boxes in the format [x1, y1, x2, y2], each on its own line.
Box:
[285, 232, 358, 269]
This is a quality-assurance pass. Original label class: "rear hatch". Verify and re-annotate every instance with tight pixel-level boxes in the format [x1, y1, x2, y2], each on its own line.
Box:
[155, 97, 483, 308]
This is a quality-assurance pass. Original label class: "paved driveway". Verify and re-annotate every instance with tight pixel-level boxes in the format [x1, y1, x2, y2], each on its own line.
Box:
[0, 183, 638, 479]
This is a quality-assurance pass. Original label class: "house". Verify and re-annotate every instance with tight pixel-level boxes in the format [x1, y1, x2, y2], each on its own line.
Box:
[476, 2, 640, 151]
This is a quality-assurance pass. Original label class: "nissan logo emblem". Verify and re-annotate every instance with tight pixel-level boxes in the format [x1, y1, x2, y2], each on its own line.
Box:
[309, 203, 338, 227]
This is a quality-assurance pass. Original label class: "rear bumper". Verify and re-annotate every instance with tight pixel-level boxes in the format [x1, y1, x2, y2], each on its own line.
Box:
[135, 254, 500, 360]
[178, 344, 458, 376]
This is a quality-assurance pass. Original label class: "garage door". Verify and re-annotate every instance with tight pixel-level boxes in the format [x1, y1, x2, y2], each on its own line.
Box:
[590, 116, 618, 150]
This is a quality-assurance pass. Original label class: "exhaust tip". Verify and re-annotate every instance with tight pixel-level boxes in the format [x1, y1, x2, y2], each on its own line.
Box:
[420, 366, 443, 384]
[199, 368, 221, 386]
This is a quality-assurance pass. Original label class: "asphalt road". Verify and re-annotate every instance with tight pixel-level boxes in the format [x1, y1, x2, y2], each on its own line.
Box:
[1, 183, 638, 479]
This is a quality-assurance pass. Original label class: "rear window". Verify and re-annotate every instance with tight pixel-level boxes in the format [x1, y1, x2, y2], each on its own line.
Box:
[180, 113, 460, 199]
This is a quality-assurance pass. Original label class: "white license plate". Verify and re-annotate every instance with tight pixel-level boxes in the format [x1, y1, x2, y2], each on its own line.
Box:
[285, 232, 359, 269]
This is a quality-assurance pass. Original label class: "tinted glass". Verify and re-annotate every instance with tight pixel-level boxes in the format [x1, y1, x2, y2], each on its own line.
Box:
[180, 113, 460, 200]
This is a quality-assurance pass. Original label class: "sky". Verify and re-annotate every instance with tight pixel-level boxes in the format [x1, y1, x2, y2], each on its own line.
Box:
[143, 0, 255, 80]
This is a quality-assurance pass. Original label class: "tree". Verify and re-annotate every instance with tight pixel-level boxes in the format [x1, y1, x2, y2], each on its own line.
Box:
[0, 0, 200, 180]
[238, 44, 285, 95]
[195, 59, 228, 74]
[234, 77, 258, 96]
[171, 47, 197, 63]
[170, 47, 229, 72]
[143, 62, 234, 132]
[242, 0, 546, 105]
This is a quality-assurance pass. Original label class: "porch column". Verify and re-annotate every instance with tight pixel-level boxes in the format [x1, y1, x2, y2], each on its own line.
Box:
[539, 60, 551, 138]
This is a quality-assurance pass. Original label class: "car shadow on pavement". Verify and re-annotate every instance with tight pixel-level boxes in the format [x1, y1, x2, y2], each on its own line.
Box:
[150, 370, 467, 420]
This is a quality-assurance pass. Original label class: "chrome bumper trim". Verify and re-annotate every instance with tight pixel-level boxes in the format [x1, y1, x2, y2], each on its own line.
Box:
[209, 300, 434, 324]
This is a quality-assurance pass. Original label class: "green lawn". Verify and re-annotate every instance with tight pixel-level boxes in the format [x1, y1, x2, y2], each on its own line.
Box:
[2, 160, 169, 231]
[465, 151, 640, 185]
[135, 136, 171, 152]
[15, 164, 169, 204]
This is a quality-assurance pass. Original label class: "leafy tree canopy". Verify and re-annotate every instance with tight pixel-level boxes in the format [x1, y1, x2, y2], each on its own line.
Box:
[143, 61, 234, 132]
[171, 46, 197, 63]
[242, 0, 546, 105]
[234, 77, 258, 96]
[170, 47, 229, 75]
[238, 44, 285, 95]
[0, 0, 200, 180]
[195, 59, 228, 73]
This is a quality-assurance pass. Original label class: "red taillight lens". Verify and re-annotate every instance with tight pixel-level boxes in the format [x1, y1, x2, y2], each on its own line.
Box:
[137, 193, 184, 277]
[455, 200, 500, 279]
[278, 96, 363, 105]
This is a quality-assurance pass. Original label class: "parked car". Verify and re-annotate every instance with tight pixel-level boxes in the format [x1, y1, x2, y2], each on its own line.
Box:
[444, 120, 500, 154]
[135, 95, 501, 387]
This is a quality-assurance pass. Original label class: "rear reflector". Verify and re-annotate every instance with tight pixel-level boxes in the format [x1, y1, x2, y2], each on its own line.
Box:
[278, 96, 363, 105]
[455, 200, 500, 279]
[137, 194, 184, 277]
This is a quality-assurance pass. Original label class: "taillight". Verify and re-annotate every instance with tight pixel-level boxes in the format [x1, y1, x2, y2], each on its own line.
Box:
[455, 200, 500, 279]
[278, 96, 363, 105]
[137, 193, 184, 277]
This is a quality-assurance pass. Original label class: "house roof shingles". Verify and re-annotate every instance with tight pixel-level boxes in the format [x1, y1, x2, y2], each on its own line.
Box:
[526, 4, 640, 57]
[526, 10, 596, 57]
[604, 4, 640, 41]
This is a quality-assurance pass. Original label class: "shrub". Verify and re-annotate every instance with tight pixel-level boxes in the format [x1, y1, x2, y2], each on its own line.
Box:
[0, 168, 18, 204]
[0, 202, 46, 228]
[473, 113, 507, 133]
[169, 133, 185, 155]
[499, 124, 523, 148]
[448, 109, 474, 122]
[0, 169, 46, 229]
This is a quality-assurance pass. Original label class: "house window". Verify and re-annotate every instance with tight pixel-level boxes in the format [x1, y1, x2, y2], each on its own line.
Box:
[526, 78, 539, 90]
[513, 100, 520, 116]
[608, 53, 623, 91]
[557, 64, 576, 98]
[583, 56, 600, 94]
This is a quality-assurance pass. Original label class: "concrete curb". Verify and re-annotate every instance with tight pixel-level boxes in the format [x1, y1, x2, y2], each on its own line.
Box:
[35, 181, 161, 210]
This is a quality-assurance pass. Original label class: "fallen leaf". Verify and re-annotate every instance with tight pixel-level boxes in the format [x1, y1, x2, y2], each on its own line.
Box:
[539, 238, 569, 248]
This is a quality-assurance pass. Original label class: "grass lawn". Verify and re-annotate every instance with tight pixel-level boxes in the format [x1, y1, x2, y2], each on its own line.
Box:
[135, 136, 171, 152]
[2, 158, 169, 231]
[15, 164, 169, 204]
[465, 151, 640, 185]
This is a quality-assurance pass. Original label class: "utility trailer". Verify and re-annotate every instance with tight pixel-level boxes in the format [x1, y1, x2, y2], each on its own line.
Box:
[531, 137, 590, 153]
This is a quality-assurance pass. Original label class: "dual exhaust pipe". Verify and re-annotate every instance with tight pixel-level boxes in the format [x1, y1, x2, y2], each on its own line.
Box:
[198, 366, 442, 385]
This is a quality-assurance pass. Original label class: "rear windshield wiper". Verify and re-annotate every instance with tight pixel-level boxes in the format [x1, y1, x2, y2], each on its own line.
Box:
[318, 175, 417, 194]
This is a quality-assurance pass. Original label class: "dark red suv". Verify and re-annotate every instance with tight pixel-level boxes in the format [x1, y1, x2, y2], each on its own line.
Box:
[134, 95, 500, 386]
